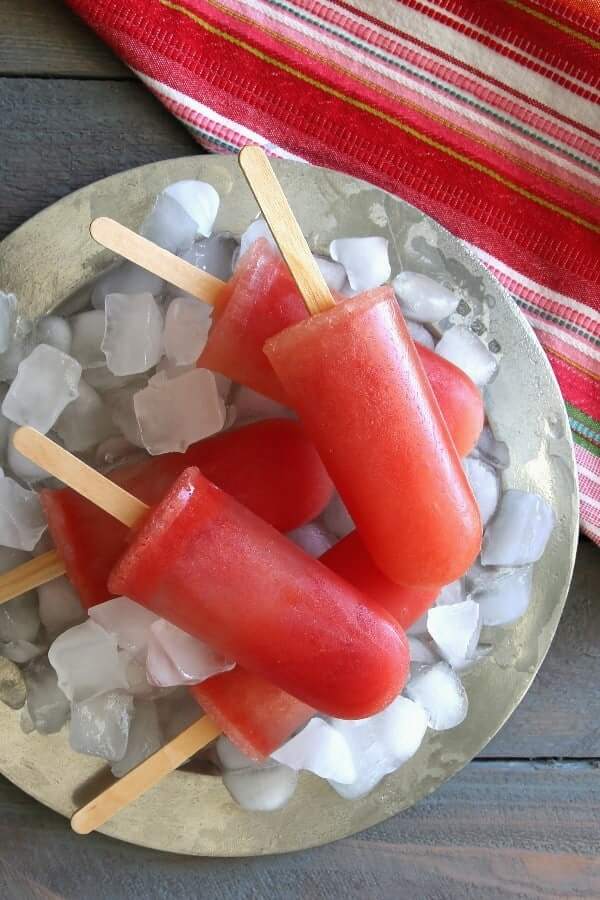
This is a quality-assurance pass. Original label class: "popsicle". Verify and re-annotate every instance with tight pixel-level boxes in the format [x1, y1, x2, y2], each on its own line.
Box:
[91, 219, 483, 457]
[38, 419, 333, 609]
[239, 146, 481, 588]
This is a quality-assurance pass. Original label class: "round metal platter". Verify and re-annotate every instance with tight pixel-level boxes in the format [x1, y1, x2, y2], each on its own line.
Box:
[0, 156, 578, 856]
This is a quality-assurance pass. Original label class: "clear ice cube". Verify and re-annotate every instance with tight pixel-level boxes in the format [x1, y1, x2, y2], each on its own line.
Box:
[38, 576, 85, 638]
[146, 619, 234, 687]
[89, 596, 158, 656]
[48, 620, 130, 702]
[427, 600, 481, 669]
[471, 566, 533, 626]
[239, 218, 278, 258]
[70, 691, 134, 762]
[0, 474, 47, 550]
[104, 383, 145, 447]
[111, 699, 162, 777]
[175, 234, 237, 286]
[70, 310, 107, 369]
[481, 490, 555, 566]
[435, 580, 464, 606]
[405, 662, 468, 730]
[329, 237, 391, 291]
[408, 636, 438, 665]
[84, 365, 141, 394]
[406, 320, 435, 350]
[232, 385, 291, 423]
[54, 380, 116, 452]
[0, 577, 39, 643]
[435, 326, 498, 387]
[287, 523, 335, 558]
[2, 344, 81, 433]
[472, 425, 510, 470]
[164, 296, 211, 365]
[393, 271, 458, 322]
[1, 639, 45, 664]
[314, 256, 347, 292]
[223, 764, 299, 812]
[102, 293, 163, 375]
[463, 457, 499, 526]
[23, 656, 70, 734]
[34, 316, 72, 355]
[320, 493, 354, 540]
[272, 718, 355, 783]
[92, 262, 164, 310]
[163, 180, 220, 238]
[6, 424, 49, 483]
[134, 368, 225, 455]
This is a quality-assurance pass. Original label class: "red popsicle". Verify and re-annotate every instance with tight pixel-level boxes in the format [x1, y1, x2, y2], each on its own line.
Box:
[265, 287, 482, 587]
[198, 240, 483, 456]
[41, 419, 333, 608]
[109, 467, 410, 718]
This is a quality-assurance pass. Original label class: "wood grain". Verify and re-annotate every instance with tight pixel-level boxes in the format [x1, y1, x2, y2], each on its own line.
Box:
[0, 0, 127, 77]
[0, 78, 198, 241]
[0, 551, 66, 605]
[1, 761, 599, 899]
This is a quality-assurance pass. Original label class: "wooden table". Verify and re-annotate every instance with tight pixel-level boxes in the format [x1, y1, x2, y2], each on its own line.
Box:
[0, 3, 599, 896]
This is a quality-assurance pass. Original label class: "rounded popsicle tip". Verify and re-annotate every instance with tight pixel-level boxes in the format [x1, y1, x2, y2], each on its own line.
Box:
[71, 808, 94, 835]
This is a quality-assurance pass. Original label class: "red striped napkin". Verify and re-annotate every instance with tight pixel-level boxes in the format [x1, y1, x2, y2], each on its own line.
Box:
[66, 0, 600, 543]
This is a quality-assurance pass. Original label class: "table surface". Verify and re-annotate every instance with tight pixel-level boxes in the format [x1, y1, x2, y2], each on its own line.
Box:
[0, 2, 599, 896]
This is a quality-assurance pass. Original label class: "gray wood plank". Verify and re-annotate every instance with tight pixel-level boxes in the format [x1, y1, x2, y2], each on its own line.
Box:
[0, 761, 598, 899]
[0, 0, 126, 77]
[0, 77, 198, 240]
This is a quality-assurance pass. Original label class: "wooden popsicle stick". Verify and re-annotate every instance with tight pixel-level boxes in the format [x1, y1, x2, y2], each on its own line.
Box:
[0, 550, 66, 605]
[71, 715, 221, 835]
[90, 217, 223, 306]
[238, 146, 335, 316]
[12, 428, 147, 528]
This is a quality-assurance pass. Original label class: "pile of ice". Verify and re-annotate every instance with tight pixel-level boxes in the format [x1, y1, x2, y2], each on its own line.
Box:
[0, 181, 556, 813]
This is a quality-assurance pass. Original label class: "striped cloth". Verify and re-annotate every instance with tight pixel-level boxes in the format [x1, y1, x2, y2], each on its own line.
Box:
[66, 0, 600, 542]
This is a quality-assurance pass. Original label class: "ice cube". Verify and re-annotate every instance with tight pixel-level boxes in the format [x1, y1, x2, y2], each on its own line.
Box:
[329, 696, 428, 799]
[6, 424, 49, 483]
[482, 490, 555, 566]
[435, 580, 464, 606]
[94, 436, 142, 470]
[84, 365, 141, 394]
[70, 310, 106, 369]
[407, 611, 429, 635]
[123, 655, 155, 698]
[436, 326, 498, 387]
[146, 619, 234, 687]
[0, 475, 47, 551]
[427, 600, 481, 669]
[0, 334, 34, 383]
[223, 763, 299, 812]
[70, 691, 134, 762]
[176, 234, 237, 284]
[102, 293, 163, 375]
[34, 316, 72, 355]
[20, 704, 34, 733]
[157, 688, 202, 741]
[406, 320, 435, 350]
[38, 577, 85, 638]
[134, 368, 225, 455]
[1, 639, 45, 664]
[89, 596, 158, 655]
[2, 345, 81, 433]
[92, 262, 164, 310]
[216, 735, 257, 771]
[239, 218, 278, 258]
[473, 425, 510, 470]
[272, 718, 356, 783]
[314, 256, 347, 292]
[408, 636, 438, 665]
[405, 662, 468, 730]
[463, 457, 499, 526]
[54, 380, 116, 452]
[0, 292, 17, 353]
[163, 181, 220, 238]
[320, 493, 354, 539]
[104, 384, 145, 447]
[287, 523, 335, 558]
[232, 385, 291, 423]
[0, 574, 39, 643]
[471, 566, 533, 626]
[164, 296, 211, 365]
[48, 620, 129, 702]
[329, 237, 391, 291]
[393, 272, 458, 322]
[23, 656, 70, 734]
[111, 699, 163, 776]
[141, 193, 198, 254]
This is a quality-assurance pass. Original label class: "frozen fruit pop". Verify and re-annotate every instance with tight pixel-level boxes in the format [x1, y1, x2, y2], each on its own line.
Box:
[199, 240, 483, 456]
[40, 419, 333, 608]
[109, 466, 410, 718]
[266, 288, 481, 587]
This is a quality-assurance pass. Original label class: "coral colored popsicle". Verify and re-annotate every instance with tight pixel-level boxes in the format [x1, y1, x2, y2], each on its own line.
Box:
[109, 466, 409, 718]
[41, 419, 333, 608]
[199, 240, 483, 456]
[265, 287, 481, 587]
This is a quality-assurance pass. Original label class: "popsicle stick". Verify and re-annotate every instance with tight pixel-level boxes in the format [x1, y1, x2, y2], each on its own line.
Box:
[0, 550, 66, 605]
[71, 716, 221, 835]
[90, 217, 223, 306]
[238, 146, 335, 316]
[12, 428, 147, 528]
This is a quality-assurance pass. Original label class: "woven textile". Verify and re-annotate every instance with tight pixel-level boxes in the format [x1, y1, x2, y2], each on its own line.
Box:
[66, 0, 600, 541]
